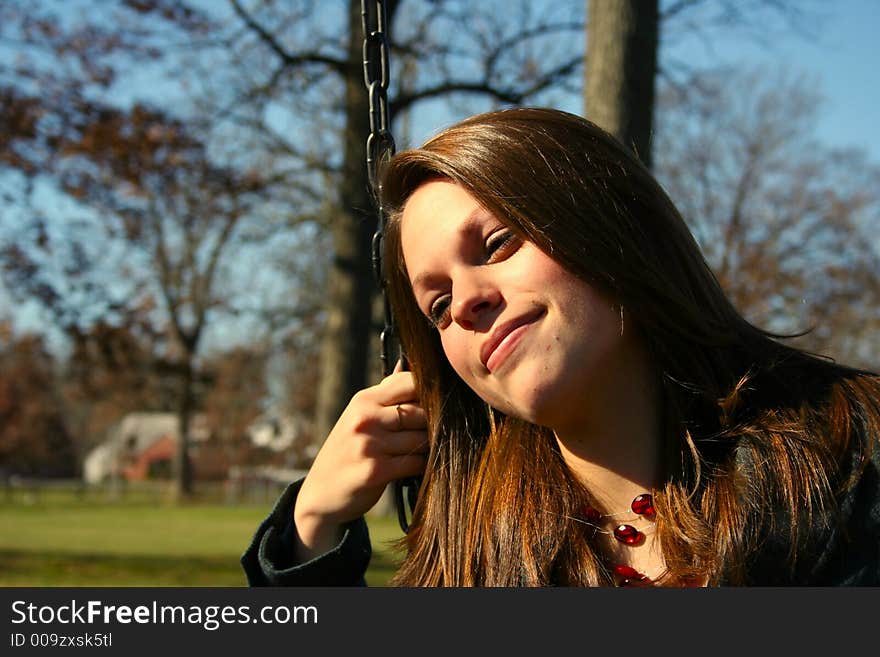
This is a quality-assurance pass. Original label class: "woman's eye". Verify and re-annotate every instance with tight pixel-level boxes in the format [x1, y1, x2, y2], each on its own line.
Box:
[428, 294, 451, 328]
[485, 229, 520, 263]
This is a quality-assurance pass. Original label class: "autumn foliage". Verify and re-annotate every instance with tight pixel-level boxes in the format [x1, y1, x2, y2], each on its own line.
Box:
[0, 325, 76, 477]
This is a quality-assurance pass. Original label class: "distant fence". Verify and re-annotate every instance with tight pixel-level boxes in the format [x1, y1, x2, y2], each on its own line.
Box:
[225, 466, 308, 504]
[1, 467, 308, 506]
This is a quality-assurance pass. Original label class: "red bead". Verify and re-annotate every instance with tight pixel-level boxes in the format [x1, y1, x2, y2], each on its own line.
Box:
[631, 494, 655, 516]
[613, 564, 643, 579]
[613, 524, 645, 546]
[613, 564, 652, 587]
[581, 505, 602, 525]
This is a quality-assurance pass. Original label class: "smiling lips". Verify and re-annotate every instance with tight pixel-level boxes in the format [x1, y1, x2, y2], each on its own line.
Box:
[481, 309, 545, 373]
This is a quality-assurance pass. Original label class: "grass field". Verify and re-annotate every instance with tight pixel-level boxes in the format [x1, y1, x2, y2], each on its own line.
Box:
[0, 490, 406, 587]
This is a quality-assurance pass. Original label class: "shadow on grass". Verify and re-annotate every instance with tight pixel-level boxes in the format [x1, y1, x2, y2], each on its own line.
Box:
[1, 548, 402, 587]
[0, 549, 247, 586]
[364, 549, 403, 587]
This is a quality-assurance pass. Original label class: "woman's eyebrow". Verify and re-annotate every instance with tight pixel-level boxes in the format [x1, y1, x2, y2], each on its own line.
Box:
[409, 207, 491, 295]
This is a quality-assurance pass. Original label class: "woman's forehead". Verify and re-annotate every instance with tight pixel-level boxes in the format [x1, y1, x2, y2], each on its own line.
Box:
[401, 182, 484, 238]
[400, 181, 494, 287]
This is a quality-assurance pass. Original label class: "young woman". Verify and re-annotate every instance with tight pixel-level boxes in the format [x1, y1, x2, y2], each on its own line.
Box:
[242, 108, 880, 586]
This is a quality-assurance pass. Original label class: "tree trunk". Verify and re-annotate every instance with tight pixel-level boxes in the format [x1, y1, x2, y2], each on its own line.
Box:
[585, 0, 659, 168]
[173, 354, 195, 500]
[313, 0, 385, 442]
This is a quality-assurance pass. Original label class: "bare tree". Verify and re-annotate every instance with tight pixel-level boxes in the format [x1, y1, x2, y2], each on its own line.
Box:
[2, 95, 274, 496]
[654, 69, 880, 368]
[220, 0, 584, 440]
[0, 0, 583, 488]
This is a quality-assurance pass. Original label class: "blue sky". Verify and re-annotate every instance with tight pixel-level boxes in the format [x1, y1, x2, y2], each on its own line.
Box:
[405, 1, 880, 163]
[666, 0, 880, 161]
[4, 0, 878, 348]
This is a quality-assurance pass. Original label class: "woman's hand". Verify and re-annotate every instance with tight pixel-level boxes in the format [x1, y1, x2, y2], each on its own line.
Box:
[292, 368, 428, 559]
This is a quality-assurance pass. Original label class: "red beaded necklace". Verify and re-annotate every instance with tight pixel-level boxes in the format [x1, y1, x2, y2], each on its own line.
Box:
[580, 493, 656, 586]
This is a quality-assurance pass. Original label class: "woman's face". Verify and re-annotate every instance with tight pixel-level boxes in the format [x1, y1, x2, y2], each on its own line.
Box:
[400, 180, 638, 432]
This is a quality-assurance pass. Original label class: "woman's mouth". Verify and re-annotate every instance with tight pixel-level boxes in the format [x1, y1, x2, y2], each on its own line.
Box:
[481, 309, 545, 373]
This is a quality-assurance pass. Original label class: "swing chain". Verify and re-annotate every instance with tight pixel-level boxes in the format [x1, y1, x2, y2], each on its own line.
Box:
[361, 0, 397, 378]
[361, 0, 419, 534]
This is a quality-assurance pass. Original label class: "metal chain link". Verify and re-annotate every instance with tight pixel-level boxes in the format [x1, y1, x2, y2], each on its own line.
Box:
[361, 0, 418, 533]
[361, 0, 398, 379]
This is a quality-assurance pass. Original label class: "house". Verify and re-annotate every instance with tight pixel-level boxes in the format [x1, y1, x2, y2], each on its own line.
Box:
[119, 434, 177, 480]
[82, 412, 210, 484]
[82, 409, 315, 484]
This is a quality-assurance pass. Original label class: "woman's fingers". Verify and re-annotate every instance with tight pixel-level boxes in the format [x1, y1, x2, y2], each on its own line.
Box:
[388, 452, 428, 481]
[379, 402, 426, 432]
[372, 370, 420, 406]
[292, 370, 428, 555]
[376, 429, 429, 456]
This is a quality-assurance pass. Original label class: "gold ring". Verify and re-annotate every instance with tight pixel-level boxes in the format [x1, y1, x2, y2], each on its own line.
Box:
[395, 403, 404, 431]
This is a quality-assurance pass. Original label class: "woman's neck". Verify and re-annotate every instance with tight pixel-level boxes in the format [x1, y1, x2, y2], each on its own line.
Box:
[553, 335, 662, 510]
[553, 343, 669, 583]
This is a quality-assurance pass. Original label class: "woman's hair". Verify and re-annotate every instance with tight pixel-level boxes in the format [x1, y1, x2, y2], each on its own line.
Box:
[379, 107, 879, 585]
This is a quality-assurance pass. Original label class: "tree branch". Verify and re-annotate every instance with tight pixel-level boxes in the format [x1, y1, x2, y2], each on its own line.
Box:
[391, 54, 582, 115]
[228, 0, 347, 76]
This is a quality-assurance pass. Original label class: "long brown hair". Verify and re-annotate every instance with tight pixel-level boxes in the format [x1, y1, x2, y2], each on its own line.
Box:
[379, 107, 879, 585]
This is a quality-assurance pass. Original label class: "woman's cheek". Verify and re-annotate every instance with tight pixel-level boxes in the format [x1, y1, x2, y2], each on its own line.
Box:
[440, 333, 468, 377]
[440, 333, 484, 391]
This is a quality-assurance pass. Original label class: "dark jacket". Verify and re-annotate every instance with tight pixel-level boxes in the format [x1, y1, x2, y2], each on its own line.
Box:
[241, 478, 371, 586]
[241, 442, 880, 586]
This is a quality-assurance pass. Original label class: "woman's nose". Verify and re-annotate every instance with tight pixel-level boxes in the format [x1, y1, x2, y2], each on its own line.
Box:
[450, 274, 501, 331]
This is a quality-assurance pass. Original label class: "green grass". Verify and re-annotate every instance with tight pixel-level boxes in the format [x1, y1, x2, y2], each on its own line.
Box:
[364, 516, 407, 587]
[0, 492, 405, 587]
